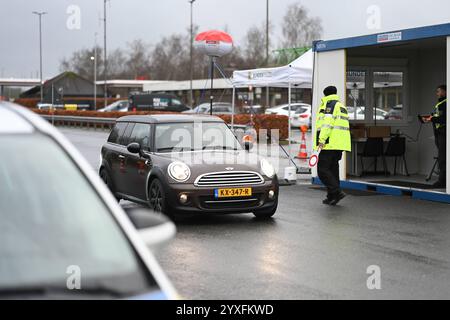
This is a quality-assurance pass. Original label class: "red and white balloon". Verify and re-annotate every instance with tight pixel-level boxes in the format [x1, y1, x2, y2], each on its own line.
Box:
[194, 30, 233, 57]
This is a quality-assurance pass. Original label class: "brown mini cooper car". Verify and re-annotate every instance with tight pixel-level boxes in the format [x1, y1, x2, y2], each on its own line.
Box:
[99, 115, 279, 218]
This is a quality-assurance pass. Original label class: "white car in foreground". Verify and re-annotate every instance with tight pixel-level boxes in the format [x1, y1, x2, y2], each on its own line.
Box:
[0, 102, 177, 300]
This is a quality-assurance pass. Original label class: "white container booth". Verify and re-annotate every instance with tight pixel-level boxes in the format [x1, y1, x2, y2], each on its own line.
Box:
[311, 23, 450, 203]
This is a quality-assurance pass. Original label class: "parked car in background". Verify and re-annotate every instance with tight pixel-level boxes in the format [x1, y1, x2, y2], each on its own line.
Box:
[242, 104, 263, 114]
[36, 103, 64, 111]
[375, 108, 389, 120]
[183, 102, 233, 115]
[129, 93, 189, 113]
[385, 104, 403, 120]
[265, 103, 311, 117]
[100, 115, 279, 219]
[347, 106, 389, 121]
[37, 103, 91, 112]
[347, 106, 365, 120]
[265, 103, 312, 128]
[98, 100, 129, 112]
[290, 105, 312, 128]
[0, 102, 177, 300]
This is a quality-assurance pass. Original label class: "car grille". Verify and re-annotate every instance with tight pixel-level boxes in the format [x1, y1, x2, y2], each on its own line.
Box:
[194, 171, 264, 187]
[199, 194, 263, 210]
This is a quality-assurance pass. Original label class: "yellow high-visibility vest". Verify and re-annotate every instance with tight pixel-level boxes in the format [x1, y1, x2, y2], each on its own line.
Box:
[432, 98, 447, 129]
[314, 94, 351, 152]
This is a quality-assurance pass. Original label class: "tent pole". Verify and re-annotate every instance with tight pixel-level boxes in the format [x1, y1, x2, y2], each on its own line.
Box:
[209, 56, 214, 116]
[231, 86, 235, 130]
[288, 82, 292, 161]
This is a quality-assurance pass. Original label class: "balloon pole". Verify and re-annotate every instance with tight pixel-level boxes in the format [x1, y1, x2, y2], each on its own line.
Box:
[210, 56, 215, 116]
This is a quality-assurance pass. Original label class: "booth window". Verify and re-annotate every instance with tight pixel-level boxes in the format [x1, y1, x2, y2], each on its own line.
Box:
[346, 69, 406, 123]
[346, 70, 367, 121]
[373, 71, 404, 121]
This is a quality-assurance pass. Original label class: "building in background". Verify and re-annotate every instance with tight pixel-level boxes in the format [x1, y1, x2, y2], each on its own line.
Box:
[20, 72, 105, 109]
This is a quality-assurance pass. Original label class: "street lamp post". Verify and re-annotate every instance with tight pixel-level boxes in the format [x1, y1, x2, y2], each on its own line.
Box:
[266, 0, 269, 64]
[91, 33, 98, 110]
[32, 11, 47, 104]
[103, 0, 110, 107]
[189, 0, 196, 108]
[265, 0, 270, 108]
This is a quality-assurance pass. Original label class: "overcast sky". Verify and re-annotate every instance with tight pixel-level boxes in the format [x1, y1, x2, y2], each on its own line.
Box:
[1, 0, 449, 79]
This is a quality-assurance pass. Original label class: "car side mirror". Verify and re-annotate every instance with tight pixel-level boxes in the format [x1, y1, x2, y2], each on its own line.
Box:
[127, 142, 150, 159]
[127, 142, 141, 154]
[124, 207, 176, 252]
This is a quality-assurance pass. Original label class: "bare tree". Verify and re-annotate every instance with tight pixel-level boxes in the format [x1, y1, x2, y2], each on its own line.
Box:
[281, 2, 323, 48]
[60, 46, 104, 81]
[126, 39, 152, 79]
[242, 23, 268, 69]
[61, 18, 295, 82]
[150, 34, 188, 80]
[107, 48, 127, 79]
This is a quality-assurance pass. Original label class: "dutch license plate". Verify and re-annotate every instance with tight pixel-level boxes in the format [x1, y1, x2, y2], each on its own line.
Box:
[214, 188, 252, 198]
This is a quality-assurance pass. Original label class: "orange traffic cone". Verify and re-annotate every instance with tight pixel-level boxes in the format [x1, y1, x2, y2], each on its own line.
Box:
[296, 130, 308, 160]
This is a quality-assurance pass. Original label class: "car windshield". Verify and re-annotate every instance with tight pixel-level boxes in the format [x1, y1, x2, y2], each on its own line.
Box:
[155, 122, 242, 152]
[0, 134, 158, 298]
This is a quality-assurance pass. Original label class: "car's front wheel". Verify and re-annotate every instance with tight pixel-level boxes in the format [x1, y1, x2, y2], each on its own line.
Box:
[148, 178, 168, 214]
[253, 202, 277, 219]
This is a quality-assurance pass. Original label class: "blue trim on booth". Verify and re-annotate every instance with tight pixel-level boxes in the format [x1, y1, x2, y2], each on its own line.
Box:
[313, 23, 450, 52]
[312, 177, 450, 204]
[412, 190, 450, 204]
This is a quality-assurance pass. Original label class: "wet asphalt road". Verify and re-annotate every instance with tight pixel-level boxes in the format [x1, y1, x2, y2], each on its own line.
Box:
[62, 127, 450, 300]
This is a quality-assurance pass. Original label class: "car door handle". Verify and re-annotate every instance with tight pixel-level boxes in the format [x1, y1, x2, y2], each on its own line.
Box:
[118, 155, 125, 159]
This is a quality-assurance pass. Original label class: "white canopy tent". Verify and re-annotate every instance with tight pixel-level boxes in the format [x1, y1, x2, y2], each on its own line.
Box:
[232, 49, 313, 88]
[231, 49, 314, 167]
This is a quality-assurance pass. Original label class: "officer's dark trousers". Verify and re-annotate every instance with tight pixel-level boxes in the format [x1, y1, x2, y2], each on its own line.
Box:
[436, 129, 447, 185]
[318, 150, 343, 197]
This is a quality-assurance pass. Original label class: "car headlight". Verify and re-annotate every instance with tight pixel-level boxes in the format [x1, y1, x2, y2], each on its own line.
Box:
[168, 161, 191, 182]
[260, 158, 275, 178]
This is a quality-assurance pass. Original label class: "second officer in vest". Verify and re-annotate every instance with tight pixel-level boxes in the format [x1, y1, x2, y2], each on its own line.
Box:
[314, 86, 351, 205]
[424, 85, 447, 188]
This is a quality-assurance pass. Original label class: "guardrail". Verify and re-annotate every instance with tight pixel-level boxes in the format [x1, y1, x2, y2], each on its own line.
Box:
[41, 115, 117, 130]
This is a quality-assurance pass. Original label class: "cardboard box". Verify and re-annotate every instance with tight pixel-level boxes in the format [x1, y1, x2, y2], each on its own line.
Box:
[350, 124, 366, 139]
[351, 128, 366, 139]
[366, 126, 391, 138]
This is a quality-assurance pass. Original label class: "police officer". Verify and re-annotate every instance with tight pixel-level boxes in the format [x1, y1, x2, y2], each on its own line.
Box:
[314, 86, 351, 205]
[425, 85, 447, 188]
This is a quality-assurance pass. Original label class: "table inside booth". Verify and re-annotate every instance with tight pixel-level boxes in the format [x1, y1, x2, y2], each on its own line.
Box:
[347, 125, 408, 177]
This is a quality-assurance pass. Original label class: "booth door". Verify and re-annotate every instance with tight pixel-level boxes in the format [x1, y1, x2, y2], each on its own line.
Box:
[312, 49, 347, 180]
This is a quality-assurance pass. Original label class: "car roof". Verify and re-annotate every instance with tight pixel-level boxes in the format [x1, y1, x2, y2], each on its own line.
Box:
[117, 114, 225, 124]
[0, 102, 35, 133]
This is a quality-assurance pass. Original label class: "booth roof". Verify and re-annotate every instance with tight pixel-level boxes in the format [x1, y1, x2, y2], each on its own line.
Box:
[232, 49, 313, 88]
[314, 22, 450, 52]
